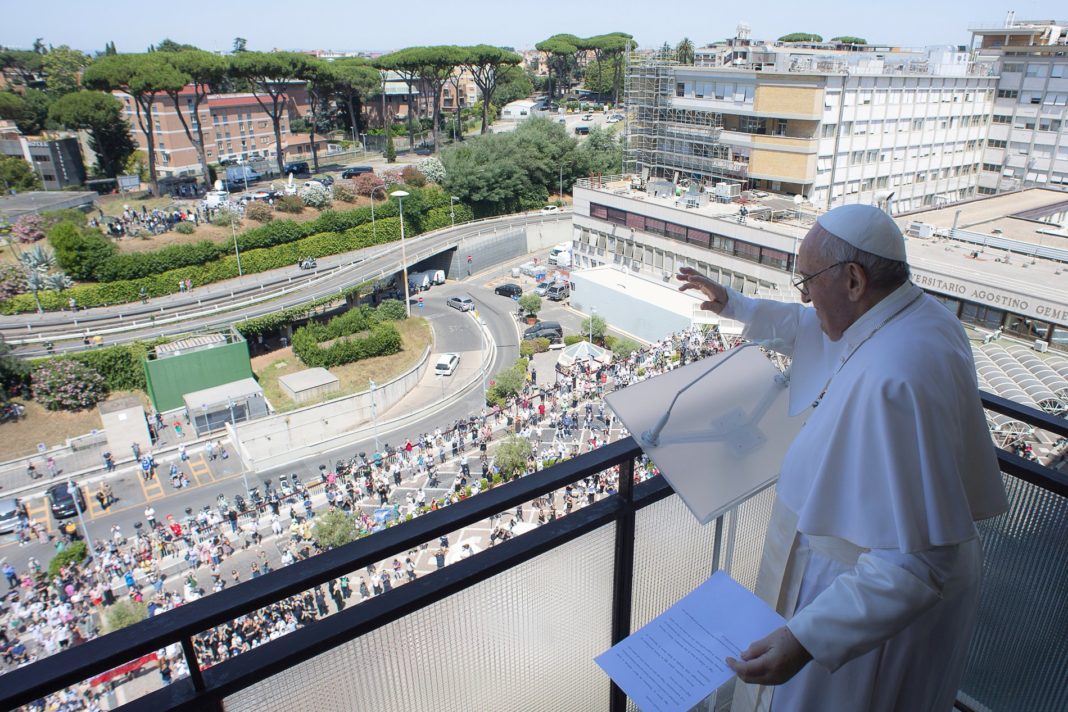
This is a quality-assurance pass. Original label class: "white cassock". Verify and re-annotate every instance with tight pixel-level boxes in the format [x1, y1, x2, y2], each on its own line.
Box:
[721, 282, 1008, 712]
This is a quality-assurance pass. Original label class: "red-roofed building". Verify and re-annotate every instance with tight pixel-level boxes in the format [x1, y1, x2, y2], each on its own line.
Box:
[113, 83, 317, 179]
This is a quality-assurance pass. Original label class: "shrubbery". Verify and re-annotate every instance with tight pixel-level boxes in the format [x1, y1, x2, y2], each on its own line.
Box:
[48, 221, 118, 281]
[32, 359, 108, 410]
[291, 305, 403, 368]
[417, 157, 446, 184]
[0, 265, 25, 299]
[332, 183, 356, 203]
[353, 172, 384, 196]
[401, 165, 426, 187]
[48, 540, 88, 578]
[244, 201, 274, 223]
[12, 214, 46, 243]
[210, 208, 239, 227]
[174, 221, 196, 234]
[276, 195, 304, 213]
[300, 182, 332, 208]
[375, 298, 407, 321]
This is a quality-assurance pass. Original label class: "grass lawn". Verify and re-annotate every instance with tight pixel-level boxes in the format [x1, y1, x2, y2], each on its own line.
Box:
[0, 390, 150, 461]
[252, 317, 432, 412]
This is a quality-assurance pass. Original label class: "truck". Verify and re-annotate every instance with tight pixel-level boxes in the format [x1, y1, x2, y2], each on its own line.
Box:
[224, 166, 262, 191]
[548, 242, 572, 267]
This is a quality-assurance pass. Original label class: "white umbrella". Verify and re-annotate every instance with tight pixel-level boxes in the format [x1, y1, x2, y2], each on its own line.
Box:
[556, 340, 612, 369]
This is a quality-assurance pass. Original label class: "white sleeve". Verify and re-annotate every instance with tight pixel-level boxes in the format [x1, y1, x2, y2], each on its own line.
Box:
[786, 544, 963, 672]
[720, 288, 805, 357]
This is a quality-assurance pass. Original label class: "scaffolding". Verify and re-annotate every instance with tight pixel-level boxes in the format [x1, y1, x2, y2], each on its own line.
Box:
[624, 55, 749, 189]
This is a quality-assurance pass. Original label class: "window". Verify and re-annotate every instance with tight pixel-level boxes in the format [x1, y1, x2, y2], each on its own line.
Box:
[987, 139, 1007, 148]
[590, 204, 608, 219]
[1051, 64, 1065, 78]
[992, 114, 1011, 124]
[1039, 118, 1061, 132]
[686, 228, 710, 247]
[1022, 92, 1043, 104]
[676, 83, 685, 97]
[1002, 62, 1025, 73]
[820, 123, 836, 138]
[983, 163, 1001, 172]
[606, 208, 627, 225]
[997, 89, 1018, 99]
[1025, 64, 1048, 78]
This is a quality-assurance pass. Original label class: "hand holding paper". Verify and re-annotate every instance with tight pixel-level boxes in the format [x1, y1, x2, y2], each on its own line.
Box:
[596, 572, 785, 712]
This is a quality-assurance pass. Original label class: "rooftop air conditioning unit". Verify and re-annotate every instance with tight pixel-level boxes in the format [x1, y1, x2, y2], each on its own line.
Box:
[1034, 340, 1048, 353]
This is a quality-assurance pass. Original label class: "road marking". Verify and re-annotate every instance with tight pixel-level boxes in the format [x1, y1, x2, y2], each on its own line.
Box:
[138, 471, 166, 502]
[24, 497, 53, 533]
[188, 454, 214, 486]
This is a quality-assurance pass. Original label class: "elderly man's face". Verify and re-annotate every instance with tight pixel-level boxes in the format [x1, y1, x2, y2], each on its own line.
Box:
[796, 227, 854, 341]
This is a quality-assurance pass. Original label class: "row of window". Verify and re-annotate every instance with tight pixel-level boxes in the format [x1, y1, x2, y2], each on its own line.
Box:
[826, 88, 991, 107]
[1000, 62, 1067, 78]
[997, 89, 1068, 105]
[588, 203, 793, 271]
[675, 82, 756, 102]
[931, 295, 1067, 351]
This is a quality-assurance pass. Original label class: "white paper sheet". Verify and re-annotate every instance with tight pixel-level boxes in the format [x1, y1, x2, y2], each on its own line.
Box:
[596, 571, 785, 712]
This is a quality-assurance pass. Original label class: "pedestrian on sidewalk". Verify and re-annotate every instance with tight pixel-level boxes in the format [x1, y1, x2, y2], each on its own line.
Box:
[174, 421, 184, 438]
[26, 462, 37, 480]
[46, 456, 58, 478]
[178, 444, 188, 462]
[102, 451, 115, 472]
[131, 442, 141, 460]
[206, 441, 216, 461]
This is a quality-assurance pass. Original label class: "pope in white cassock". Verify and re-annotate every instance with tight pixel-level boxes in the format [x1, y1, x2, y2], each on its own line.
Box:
[677, 204, 1008, 711]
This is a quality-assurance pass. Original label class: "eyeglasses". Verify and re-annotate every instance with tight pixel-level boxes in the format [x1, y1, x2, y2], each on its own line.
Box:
[791, 261, 849, 295]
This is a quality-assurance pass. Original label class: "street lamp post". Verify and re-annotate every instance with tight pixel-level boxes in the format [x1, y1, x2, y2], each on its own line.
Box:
[368, 380, 381, 451]
[450, 195, 460, 226]
[392, 190, 411, 317]
[67, 480, 92, 544]
[229, 208, 243, 276]
[590, 306, 596, 343]
[227, 399, 251, 497]
[369, 185, 387, 242]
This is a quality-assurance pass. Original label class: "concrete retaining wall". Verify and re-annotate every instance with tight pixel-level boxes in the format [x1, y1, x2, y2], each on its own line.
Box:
[231, 347, 430, 471]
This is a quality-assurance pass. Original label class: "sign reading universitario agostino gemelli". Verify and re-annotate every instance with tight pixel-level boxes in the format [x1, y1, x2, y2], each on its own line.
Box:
[912, 269, 1068, 327]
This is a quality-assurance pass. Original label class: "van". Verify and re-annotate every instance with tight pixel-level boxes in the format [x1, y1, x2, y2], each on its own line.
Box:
[548, 243, 571, 265]
[341, 165, 373, 179]
[408, 271, 431, 291]
[204, 190, 230, 208]
[523, 321, 563, 343]
[283, 161, 311, 177]
[431, 269, 446, 285]
[574, 125, 590, 136]
[546, 283, 570, 301]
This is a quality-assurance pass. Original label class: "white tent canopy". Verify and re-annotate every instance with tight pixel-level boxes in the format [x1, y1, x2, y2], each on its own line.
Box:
[557, 340, 612, 369]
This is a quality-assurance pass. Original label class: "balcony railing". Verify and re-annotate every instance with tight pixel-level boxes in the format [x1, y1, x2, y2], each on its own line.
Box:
[2, 394, 1066, 712]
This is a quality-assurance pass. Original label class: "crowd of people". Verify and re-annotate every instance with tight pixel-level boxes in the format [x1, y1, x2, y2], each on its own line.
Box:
[86, 204, 203, 238]
[0, 325, 731, 709]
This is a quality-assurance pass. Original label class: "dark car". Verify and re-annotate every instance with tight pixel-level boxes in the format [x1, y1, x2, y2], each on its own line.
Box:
[341, 166, 374, 179]
[523, 320, 563, 344]
[494, 283, 523, 298]
[46, 483, 86, 520]
[283, 161, 311, 177]
[546, 283, 571, 301]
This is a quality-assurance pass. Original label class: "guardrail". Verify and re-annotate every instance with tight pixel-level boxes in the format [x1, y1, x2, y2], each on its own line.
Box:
[1, 391, 1064, 712]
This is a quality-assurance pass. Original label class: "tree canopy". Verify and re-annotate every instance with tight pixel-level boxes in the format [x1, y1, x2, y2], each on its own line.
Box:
[830, 36, 867, 45]
[49, 90, 136, 178]
[778, 33, 824, 42]
[0, 154, 41, 192]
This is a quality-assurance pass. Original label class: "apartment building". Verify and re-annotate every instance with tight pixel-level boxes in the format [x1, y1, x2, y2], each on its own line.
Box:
[625, 47, 997, 213]
[970, 15, 1068, 193]
[114, 84, 318, 178]
[0, 121, 86, 190]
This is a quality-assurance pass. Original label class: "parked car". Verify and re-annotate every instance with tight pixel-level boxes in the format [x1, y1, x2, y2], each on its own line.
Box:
[283, 161, 311, 177]
[533, 283, 550, 297]
[607, 114, 624, 123]
[574, 125, 590, 136]
[541, 205, 560, 214]
[47, 483, 86, 520]
[413, 143, 433, 156]
[546, 283, 571, 301]
[341, 166, 374, 179]
[434, 352, 460, 377]
[446, 296, 475, 312]
[494, 283, 523, 298]
[523, 321, 563, 344]
[0, 497, 24, 534]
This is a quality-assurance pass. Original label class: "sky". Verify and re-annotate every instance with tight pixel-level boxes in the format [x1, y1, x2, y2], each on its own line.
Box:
[3, 0, 1066, 55]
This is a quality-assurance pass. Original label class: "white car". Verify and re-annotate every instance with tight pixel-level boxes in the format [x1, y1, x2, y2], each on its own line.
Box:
[582, 113, 593, 121]
[434, 353, 460, 376]
[446, 296, 475, 312]
[533, 283, 549, 297]
[541, 205, 560, 214]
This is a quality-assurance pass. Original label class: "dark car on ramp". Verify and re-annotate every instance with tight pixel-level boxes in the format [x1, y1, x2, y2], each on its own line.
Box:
[494, 283, 523, 298]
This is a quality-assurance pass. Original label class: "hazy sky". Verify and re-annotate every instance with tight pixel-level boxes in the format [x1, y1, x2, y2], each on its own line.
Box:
[3, 0, 1066, 54]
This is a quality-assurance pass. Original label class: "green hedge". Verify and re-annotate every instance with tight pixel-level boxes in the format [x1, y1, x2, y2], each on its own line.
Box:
[2, 219, 403, 314]
[30, 339, 163, 391]
[292, 305, 403, 368]
[234, 283, 369, 337]
[48, 540, 88, 578]
[5, 186, 464, 314]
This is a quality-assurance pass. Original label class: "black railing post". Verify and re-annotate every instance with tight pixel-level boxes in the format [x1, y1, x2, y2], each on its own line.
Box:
[180, 636, 206, 694]
[609, 457, 637, 712]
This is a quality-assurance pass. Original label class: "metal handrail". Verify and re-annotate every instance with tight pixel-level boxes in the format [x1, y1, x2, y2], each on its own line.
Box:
[1, 391, 1064, 711]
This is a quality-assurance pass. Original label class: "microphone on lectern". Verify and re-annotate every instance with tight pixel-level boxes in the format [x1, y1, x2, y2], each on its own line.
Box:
[640, 337, 786, 448]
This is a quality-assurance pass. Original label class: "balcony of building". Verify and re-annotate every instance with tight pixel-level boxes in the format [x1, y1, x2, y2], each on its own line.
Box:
[2, 393, 1065, 712]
